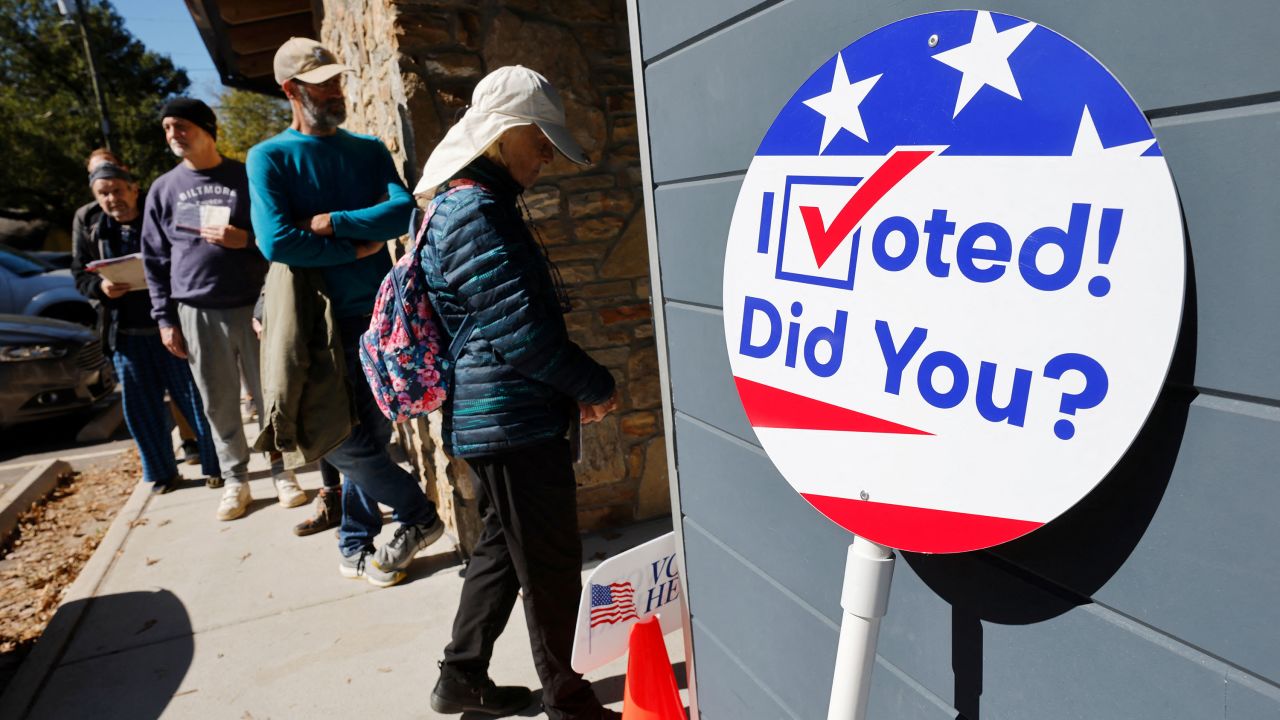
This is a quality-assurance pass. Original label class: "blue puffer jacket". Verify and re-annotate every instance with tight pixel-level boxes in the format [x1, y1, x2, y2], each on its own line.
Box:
[421, 157, 615, 457]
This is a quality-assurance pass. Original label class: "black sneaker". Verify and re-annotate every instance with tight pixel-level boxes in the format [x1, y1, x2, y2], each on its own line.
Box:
[430, 662, 533, 716]
[180, 440, 200, 465]
[150, 479, 176, 495]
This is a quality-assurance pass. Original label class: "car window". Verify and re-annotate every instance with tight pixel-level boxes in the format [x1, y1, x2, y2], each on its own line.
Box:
[0, 247, 53, 277]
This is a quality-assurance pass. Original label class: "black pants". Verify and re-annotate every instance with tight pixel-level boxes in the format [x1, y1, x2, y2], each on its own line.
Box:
[319, 459, 340, 488]
[443, 438, 601, 719]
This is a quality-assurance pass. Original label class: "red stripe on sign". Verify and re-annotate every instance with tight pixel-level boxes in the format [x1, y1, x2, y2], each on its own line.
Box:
[735, 377, 930, 435]
[799, 149, 934, 268]
[801, 493, 1044, 553]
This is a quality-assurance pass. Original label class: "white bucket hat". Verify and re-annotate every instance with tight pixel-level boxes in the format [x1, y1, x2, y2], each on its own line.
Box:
[413, 65, 589, 195]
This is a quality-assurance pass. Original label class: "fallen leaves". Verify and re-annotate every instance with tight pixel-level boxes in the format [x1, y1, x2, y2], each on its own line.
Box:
[0, 451, 139, 659]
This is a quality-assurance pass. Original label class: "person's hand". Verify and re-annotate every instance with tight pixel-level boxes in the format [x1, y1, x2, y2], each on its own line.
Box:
[160, 325, 188, 359]
[251, 317, 263, 339]
[306, 213, 334, 236]
[99, 277, 130, 299]
[580, 391, 619, 425]
[354, 240, 386, 260]
[201, 224, 249, 249]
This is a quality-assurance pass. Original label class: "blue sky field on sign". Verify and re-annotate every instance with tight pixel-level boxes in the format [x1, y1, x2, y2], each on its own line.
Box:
[111, 0, 220, 102]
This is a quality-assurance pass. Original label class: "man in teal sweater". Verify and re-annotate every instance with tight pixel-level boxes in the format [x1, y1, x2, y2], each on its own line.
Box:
[247, 37, 443, 588]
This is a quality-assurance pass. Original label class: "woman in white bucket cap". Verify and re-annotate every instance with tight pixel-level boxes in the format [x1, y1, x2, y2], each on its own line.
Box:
[418, 66, 621, 720]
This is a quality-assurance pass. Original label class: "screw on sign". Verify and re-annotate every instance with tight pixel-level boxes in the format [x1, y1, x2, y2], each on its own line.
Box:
[722, 10, 1184, 555]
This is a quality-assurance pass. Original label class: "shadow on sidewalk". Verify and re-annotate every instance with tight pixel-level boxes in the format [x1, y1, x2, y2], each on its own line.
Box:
[587, 660, 688, 706]
[401, 548, 465, 585]
[462, 703, 544, 719]
[20, 590, 193, 719]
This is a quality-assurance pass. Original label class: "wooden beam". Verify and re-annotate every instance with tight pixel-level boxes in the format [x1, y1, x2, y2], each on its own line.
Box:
[234, 49, 278, 80]
[226, 14, 316, 55]
[218, 0, 311, 26]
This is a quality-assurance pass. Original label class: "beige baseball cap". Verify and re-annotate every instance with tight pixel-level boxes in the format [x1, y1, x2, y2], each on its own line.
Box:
[273, 37, 350, 85]
[414, 65, 590, 194]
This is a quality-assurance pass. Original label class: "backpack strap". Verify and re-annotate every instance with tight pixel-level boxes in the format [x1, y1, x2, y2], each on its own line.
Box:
[411, 180, 485, 369]
[447, 314, 475, 362]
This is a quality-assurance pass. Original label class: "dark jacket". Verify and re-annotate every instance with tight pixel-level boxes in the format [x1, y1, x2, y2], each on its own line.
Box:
[421, 157, 615, 457]
[251, 262, 353, 469]
[70, 200, 102, 255]
[70, 202, 156, 351]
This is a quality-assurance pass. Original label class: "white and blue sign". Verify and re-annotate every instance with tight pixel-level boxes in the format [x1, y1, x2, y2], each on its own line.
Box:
[571, 533, 684, 673]
[722, 11, 1185, 553]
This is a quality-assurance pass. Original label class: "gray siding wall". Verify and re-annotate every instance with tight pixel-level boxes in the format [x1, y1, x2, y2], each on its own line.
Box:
[633, 1, 1280, 718]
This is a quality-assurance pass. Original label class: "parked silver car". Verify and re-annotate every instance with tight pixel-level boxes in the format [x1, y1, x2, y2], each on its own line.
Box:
[0, 245, 97, 326]
[0, 314, 116, 428]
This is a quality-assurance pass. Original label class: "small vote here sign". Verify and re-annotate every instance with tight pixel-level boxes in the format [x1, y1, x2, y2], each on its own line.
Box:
[722, 10, 1184, 553]
[571, 532, 684, 673]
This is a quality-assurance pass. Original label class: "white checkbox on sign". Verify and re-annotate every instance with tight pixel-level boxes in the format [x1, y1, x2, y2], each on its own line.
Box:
[775, 175, 863, 289]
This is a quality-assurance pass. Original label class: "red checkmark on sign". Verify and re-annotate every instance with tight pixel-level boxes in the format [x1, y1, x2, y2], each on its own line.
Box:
[798, 149, 935, 268]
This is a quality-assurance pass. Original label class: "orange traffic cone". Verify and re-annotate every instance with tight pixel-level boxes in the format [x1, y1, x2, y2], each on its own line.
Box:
[622, 616, 685, 720]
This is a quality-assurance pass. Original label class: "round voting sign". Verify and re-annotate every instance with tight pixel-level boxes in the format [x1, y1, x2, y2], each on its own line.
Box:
[721, 10, 1184, 553]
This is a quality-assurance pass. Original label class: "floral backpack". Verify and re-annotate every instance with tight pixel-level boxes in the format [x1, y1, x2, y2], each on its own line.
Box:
[359, 182, 478, 422]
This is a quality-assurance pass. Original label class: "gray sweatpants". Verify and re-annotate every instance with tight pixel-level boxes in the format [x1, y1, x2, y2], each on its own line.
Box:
[178, 304, 262, 484]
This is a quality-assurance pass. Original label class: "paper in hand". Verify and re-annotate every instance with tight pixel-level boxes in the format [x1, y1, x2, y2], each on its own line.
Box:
[175, 202, 231, 234]
[200, 205, 231, 227]
[86, 253, 146, 289]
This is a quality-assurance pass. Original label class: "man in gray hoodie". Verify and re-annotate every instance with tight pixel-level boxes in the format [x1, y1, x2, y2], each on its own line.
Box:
[142, 97, 306, 521]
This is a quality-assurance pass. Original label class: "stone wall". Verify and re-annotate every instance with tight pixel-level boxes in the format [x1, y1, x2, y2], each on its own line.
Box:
[319, 0, 666, 551]
[320, 0, 413, 179]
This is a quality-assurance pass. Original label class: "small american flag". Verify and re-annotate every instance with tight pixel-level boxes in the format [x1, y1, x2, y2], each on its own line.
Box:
[589, 582, 638, 628]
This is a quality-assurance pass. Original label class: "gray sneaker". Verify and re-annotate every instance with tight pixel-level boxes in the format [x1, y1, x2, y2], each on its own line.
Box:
[371, 517, 445, 573]
[339, 548, 405, 588]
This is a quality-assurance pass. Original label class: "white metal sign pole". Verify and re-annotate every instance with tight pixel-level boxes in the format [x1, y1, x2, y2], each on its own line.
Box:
[827, 537, 895, 720]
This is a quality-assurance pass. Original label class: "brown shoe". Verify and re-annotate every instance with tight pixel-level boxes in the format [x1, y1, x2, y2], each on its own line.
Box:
[293, 486, 340, 536]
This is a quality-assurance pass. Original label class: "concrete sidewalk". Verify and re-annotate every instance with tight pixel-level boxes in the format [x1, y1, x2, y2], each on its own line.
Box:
[3, 438, 682, 719]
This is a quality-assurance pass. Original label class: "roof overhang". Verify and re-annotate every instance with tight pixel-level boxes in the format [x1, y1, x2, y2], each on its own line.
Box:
[183, 0, 322, 96]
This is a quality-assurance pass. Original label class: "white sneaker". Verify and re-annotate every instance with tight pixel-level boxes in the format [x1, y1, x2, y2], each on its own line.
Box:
[273, 471, 307, 508]
[216, 481, 251, 521]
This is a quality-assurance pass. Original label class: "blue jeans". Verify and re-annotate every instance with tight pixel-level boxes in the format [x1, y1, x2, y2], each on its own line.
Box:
[112, 332, 220, 484]
[327, 317, 437, 556]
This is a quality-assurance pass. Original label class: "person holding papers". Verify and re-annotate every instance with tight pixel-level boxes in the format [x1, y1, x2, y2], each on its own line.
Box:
[71, 162, 219, 493]
[142, 98, 305, 521]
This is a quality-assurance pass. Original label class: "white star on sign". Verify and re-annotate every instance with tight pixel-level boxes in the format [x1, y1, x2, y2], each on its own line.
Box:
[803, 52, 882, 152]
[932, 11, 1036, 118]
[1071, 106, 1157, 157]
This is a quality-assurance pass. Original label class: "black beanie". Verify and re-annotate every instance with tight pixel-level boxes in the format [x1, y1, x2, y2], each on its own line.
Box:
[161, 97, 218, 140]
